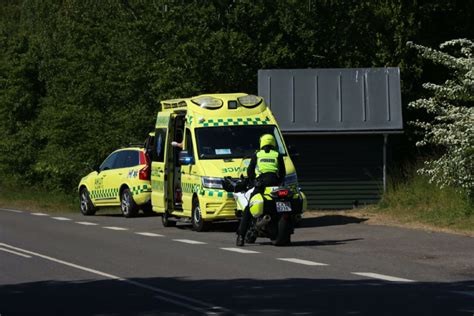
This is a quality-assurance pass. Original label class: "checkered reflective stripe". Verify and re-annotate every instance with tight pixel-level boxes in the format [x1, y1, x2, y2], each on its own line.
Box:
[131, 184, 151, 196]
[90, 188, 118, 200]
[200, 190, 234, 198]
[198, 117, 271, 127]
[181, 182, 200, 193]
[152, 180, 164, 191]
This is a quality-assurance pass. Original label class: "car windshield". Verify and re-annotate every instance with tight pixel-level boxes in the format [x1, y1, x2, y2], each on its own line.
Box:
[195, 125, 286, 159]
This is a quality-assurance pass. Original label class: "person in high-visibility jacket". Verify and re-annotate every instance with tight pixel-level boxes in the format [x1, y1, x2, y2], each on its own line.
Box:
[236, 134, 286, 246]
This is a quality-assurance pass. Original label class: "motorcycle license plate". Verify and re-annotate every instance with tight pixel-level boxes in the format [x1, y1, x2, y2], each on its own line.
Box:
[276, 201, 292, 213]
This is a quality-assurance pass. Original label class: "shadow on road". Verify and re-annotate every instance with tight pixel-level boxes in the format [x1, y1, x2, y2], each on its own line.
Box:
[176, 221, 239, 233]
[174, 215, 366, 233]
[257, 238, 363, 247]
[0, 277, 472, 315]
[299, 215, 368, 228]
[95, 212, 159, 218]
[288, 238, 363, 247]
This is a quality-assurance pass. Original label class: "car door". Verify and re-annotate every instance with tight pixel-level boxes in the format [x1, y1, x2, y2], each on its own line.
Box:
[105, 150, 137, 204]
[151, 126, 169, 212]
[93, 152, 119, 206]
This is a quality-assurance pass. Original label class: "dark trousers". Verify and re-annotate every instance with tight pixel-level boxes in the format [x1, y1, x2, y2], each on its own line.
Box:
[237, 173, 280, 237]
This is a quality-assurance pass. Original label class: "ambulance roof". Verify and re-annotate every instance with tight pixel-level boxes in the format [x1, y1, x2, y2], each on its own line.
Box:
[160, 93, 268, 117]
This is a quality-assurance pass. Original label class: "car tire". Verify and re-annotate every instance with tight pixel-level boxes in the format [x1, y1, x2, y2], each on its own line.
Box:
[79, 188, 96, 216]
[141, 202, 154, 215]
[161, 211, 176, 227]
[192, 198, 209, 232]
[120, 188, 138, 218]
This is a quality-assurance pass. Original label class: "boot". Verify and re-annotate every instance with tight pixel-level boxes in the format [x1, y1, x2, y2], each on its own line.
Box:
[236, 234, 244, 247]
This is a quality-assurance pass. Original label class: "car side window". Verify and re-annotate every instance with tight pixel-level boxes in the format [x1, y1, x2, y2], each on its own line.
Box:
[114, 150, 139, 169]
[112, 151, 125, 169]
[100, 152, 118, 171]
[131, 151, 139, 166]
[154, 128, 167, 162]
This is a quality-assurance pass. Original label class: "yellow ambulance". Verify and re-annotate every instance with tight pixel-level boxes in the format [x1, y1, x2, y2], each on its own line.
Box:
[146, 93, 305, 231]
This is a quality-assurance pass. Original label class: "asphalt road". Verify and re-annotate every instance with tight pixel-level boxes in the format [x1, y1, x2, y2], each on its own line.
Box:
[0, 207, 473, 315]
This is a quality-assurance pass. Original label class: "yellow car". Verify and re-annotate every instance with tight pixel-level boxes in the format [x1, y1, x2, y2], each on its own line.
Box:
[78, 147, 152, 217]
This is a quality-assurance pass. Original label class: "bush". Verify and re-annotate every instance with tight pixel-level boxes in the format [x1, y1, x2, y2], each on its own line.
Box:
[407, 39, 474, 196]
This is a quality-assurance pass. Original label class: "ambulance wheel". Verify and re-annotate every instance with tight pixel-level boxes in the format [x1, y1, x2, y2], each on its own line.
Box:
[79, 188, 96, 216]
[192, 198, 209, 232]
[161, 211, 176, 227]
[120, 188, 138, 218]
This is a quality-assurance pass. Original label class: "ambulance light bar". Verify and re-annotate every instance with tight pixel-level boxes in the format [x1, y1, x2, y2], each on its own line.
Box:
[191, 96, 223, 109]
[237, 95, 262, 108]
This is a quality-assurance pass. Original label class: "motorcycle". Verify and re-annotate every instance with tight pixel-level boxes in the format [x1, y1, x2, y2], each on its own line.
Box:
[223, 176, 303, 246]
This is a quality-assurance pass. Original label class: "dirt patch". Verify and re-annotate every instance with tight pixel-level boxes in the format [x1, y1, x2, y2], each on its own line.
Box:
[303, 209, 474, 237]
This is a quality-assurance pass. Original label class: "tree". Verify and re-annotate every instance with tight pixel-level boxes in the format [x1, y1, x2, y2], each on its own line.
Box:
[408, 39, 474, 195]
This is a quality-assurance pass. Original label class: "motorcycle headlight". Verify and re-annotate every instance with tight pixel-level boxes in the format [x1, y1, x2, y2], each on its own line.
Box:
[202, 177, 223, 189]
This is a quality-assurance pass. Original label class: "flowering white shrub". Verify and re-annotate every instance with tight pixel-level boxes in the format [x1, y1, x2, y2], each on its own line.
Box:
[408, 39, 473, 195]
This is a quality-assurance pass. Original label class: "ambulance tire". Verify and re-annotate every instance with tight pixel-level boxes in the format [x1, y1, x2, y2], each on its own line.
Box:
[161, 211, 176, 227]
[192, 198, 209, 232]
[79, 188, 96, 216]
[120, 188, 138, 218]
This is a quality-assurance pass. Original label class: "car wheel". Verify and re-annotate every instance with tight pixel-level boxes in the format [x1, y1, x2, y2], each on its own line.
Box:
[192, 198, 209, 232]
[141, 202, 154, 215]
[120, 188, 138, 218]
[79, 188, 96, 216]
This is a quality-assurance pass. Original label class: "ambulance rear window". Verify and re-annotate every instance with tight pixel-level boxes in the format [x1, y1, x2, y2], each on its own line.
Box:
[195, 125, 286, 159]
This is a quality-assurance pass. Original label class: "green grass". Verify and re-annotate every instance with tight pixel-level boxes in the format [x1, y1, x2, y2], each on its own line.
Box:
[0, 179, 78, 213]
[375, 173, 474, 232]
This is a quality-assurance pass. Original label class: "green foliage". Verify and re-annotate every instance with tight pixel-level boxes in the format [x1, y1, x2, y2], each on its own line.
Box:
[1, 0, 473, 192]
[408, 39, 474, 195]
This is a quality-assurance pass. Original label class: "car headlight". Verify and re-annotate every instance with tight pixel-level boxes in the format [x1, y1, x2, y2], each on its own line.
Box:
[202, 177, 223, 189]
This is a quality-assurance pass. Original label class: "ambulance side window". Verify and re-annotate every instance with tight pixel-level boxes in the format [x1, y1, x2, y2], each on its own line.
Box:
[154, 128, 167, 162]
[185, 129, 194, 161]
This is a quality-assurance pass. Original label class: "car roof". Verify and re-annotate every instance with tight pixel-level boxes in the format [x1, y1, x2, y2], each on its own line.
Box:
[113, 147, 144, 153]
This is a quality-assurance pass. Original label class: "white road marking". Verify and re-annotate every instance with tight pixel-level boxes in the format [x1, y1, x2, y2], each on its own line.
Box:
[220, 247, 260, 254]
[31, 212, 48, 216]
[52, 217, 71, 221]
[0, 247, 32, 258]
[173, 239, 207, 245]
[103, 226, 128, 231]
[136, 232, 164, 237]
[0, 242, 231, 314]
[0, 208, 23, 213]
[352, 272, 415, 282]
[277, 258, 329, 266]
[76, 222, 99, 226]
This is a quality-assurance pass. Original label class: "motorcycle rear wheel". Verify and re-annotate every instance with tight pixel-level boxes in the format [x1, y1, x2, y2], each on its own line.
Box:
[272, 216, 291, 246]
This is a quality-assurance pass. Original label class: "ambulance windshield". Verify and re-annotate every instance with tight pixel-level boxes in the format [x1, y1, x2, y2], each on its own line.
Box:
[195, 125, 286, 159]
